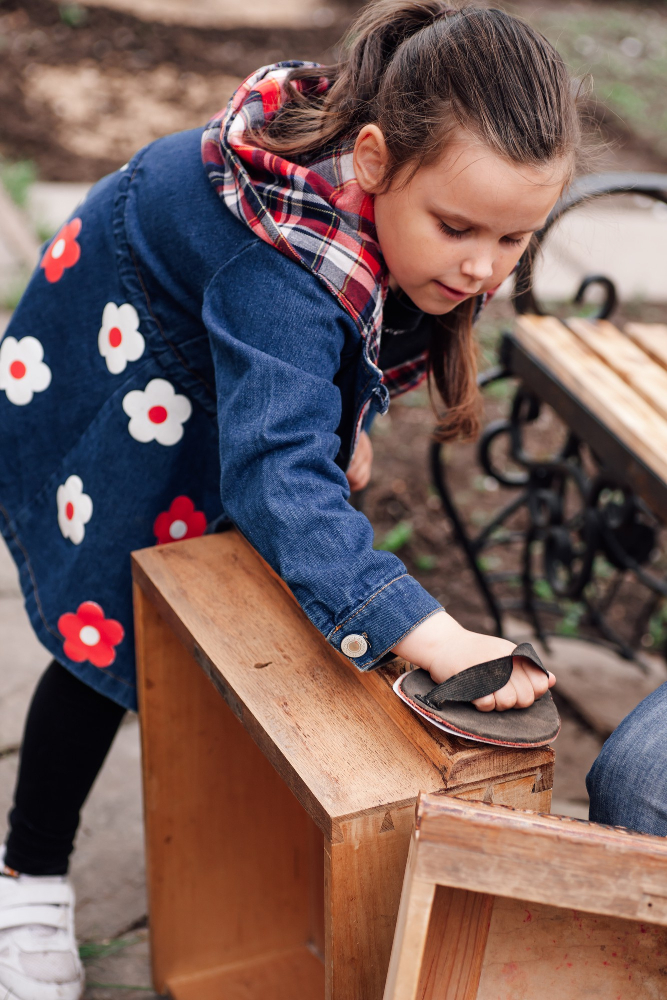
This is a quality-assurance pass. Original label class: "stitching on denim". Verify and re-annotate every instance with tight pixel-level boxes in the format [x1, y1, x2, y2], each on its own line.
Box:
[327, 574, 409, 637]
[359, 607, 443, 668]
[128, 244, 215, 397]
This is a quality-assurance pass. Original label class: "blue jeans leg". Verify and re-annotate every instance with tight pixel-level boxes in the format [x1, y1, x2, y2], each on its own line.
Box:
[586, 681, 667, 835]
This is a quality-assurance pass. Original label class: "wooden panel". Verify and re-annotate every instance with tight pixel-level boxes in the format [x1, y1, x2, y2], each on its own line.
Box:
[133, 532, 554, 831]
[625, 322, 667, 371]
[514, 315, 667, 483]
[382, 835, 436, 1000]
[452, 769, 552, 813]
[167, 946, 325, 1000]
[325, 806, 416, 1000]
[477, 896, 667, 1000]
[417, 887, 494, 1000]
[309, 822, 326, 960]
[135, 584, 316, 992]
[414, 796, 667, 924]
[567, 317, 667, 421]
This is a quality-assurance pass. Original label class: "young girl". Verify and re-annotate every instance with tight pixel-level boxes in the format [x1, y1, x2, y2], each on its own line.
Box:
[0, 2, 577, 996]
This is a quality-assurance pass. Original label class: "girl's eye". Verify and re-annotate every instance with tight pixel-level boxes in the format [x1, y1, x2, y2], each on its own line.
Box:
[439, 221, 468, 239]
[501, 234, 527, 247]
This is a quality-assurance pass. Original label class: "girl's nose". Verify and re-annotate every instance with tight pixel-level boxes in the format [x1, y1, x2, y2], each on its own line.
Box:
[460, 253, 495, 283]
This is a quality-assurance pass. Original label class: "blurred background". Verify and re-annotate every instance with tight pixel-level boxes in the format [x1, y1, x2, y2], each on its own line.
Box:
[0, 2, 666, 996]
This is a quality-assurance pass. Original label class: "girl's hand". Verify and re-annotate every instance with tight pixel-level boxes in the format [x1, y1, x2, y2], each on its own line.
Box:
[346, 430, 373, 492]
[392, 611, 555, 712]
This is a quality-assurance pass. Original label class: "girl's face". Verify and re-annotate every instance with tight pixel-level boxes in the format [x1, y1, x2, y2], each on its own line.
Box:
[353, 125, 569, 314]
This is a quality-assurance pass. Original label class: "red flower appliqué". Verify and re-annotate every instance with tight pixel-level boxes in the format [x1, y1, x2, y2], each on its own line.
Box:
[153, 496, 207, 545]
[41, 218, 82, 284]
[58, 601, 124, 668]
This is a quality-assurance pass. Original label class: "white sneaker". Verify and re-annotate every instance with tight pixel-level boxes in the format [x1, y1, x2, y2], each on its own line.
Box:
[0, 847, 84, 1000]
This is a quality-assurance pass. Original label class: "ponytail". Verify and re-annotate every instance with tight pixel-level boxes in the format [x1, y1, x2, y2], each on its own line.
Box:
[256, 1, 583, 440]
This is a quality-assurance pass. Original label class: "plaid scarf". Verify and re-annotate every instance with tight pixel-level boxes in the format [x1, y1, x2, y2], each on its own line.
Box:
[202, 62, 433, 396]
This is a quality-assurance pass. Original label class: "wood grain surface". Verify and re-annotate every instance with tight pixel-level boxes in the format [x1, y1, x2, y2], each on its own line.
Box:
[134, 533, 555, 1000]
[166, 946, 325, 1000]
[567, 317, 667, 421]
[514, 315, 667, 483]
[133, 531, 553, 836]
[625, 322, 667, 371]
[415, 795, 667, 923]
[477, 896, 667, 1000]
[384, 795, 667, 1000]
[135, 585, 317, 993]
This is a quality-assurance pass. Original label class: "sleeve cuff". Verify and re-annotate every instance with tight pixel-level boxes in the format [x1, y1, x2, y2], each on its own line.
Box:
[326, 573, 443, 670]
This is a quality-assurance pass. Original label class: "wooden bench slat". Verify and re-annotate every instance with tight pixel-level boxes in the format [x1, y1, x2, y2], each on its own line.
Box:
[625, 322, 667, 372]
[515, 315, 667, 484]
[567, 317, 667, 422]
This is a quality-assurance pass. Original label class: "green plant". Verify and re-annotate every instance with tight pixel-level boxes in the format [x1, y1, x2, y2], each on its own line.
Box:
[649, 602, 667, 650]
[375, 520, 413, 552]
[413, 553, 437, 571]
[533, 579, 554, 601]
[79, 936, 140, 963]
[0, 159, 36, 209]
[59, 2, 88, 27]
[556, 600, 585, 638]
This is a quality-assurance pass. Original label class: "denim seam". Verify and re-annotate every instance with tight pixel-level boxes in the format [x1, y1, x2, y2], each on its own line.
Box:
[358, 606, 444, 669]
[326, 573, 409, 638]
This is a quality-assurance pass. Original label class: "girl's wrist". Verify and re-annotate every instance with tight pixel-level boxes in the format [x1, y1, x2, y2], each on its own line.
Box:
[391, 610, 467, 673]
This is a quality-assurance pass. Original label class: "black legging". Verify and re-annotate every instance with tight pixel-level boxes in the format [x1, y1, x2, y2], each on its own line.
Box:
[5, 661, 126, 876]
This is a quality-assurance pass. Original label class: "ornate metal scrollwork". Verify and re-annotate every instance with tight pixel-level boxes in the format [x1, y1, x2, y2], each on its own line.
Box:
[431, 381, 666, 662]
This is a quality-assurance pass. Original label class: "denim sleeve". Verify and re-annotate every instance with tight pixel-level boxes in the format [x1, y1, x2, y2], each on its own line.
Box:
[203, 241, 442, 668]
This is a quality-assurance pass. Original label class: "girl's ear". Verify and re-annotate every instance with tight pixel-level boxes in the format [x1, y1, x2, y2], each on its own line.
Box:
[353, 124, 390, 194]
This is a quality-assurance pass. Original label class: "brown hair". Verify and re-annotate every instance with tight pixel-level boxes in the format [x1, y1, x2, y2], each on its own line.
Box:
[257, 1, 583, 440]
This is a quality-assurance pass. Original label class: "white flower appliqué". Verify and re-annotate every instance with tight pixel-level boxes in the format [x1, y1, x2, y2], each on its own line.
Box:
[57, 475, 93, 545]
[0, 336, 52, 406]
[98, 302, 145, 374]
[122, 378, 192, 446]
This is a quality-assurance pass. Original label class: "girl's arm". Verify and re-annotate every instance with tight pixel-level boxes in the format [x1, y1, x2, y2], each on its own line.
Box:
[204, 242, 552, 710]
[204, 241, 442, 667]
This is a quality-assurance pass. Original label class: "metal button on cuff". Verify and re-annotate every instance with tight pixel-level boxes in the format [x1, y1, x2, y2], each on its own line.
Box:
[341, 634, 368, 658]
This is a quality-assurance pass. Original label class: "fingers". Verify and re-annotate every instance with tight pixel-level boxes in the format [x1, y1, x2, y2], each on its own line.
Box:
[516, 657, 550, 698]
[481, 660, 556, 714]
[509, 664, 536, 709]
[472, 693, 496, 712]
[493, 680, 518, 711]
[346, 433, 373, 491]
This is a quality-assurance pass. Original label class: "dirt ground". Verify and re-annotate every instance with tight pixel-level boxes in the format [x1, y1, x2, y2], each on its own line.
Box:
[1, 0, 667, 180]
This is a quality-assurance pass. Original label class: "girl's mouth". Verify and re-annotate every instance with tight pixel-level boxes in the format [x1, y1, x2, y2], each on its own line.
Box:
[434, 281, 474, 302]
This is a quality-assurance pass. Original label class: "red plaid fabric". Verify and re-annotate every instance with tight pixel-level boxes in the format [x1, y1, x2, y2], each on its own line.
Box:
[202, 63, 411, 396]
